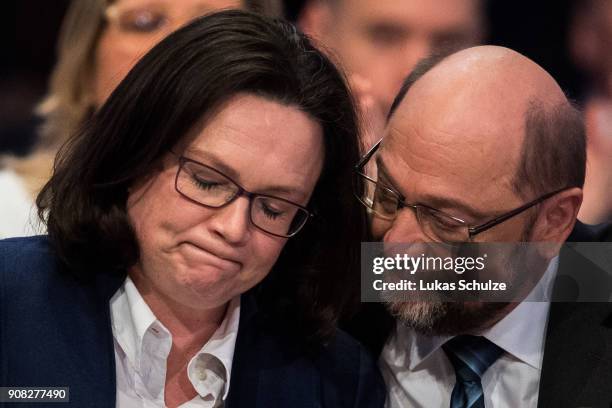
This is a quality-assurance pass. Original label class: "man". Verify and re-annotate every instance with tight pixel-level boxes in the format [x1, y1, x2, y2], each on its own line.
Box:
[353, 46, 612, 407]
[298, 0, 484, 146]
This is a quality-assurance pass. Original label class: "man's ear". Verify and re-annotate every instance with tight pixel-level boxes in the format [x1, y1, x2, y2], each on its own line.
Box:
[297, 0, 334, 41]
[533, 187, 583, 243]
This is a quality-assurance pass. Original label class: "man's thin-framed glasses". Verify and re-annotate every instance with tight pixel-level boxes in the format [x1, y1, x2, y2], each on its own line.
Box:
[174, 155, 313, 238]
[354, 139, 570, 242]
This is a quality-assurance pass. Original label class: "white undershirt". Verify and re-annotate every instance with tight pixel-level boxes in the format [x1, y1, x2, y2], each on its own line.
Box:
[110, 277, 240, 408]
[381, 257, 558, 408]
[0, 169, 41, 238]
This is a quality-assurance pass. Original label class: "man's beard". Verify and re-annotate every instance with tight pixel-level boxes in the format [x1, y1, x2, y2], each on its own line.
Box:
[387, 300, 511, 336]
[386, 220, 545, 336]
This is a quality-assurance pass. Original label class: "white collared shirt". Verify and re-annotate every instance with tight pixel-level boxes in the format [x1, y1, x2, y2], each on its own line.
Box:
[381, 257, 558, 408]
[110, 277, 240, 408]
[0, 169, 41, 238]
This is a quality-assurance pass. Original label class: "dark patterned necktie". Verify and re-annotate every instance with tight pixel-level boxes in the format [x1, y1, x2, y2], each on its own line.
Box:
[442, 335, 504, 408]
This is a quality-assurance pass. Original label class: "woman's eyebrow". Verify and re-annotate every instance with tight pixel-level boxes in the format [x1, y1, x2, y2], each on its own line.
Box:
[184, 147, 308, 202]
[259, 186, 308, 202]
[184, 147, 240, 180]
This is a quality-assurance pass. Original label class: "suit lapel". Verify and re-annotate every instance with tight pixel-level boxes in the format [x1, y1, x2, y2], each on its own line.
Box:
[538, 302, 612, 407]
[93, 271, 126, 407]
[225, 293, 260, 408]
[538, 226, 612, 407]
[225, 292, 320, 408]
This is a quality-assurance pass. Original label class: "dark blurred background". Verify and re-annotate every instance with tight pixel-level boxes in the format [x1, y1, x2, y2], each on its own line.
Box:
[2, 0, 70, 155]
[1, 0, 586, 156]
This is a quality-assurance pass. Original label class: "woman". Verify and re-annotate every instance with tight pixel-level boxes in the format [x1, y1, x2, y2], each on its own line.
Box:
[0, 10, 383, 408]
[0, 0, 282, 238]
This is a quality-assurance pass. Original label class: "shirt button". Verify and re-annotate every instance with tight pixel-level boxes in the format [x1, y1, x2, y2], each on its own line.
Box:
[198, 368, 207, 381]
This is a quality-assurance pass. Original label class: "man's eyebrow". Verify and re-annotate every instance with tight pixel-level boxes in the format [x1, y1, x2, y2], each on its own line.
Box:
[376, 155, 486, 221]
[184, 147, 308, 202]
[375, 156, 404, 196]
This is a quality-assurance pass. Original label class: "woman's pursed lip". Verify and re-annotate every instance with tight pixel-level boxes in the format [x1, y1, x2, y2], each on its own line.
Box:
[181, 241, 243, 267]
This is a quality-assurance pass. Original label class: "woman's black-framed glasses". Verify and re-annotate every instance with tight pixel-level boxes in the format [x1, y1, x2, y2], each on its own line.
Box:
[354, 139, 570, 243]
[175, 156, 313, 238]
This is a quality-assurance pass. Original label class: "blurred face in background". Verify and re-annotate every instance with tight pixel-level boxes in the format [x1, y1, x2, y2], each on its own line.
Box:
[571, 0, 612, 97]
[94, 0, 243, 106]
[300, 0, 483, 116]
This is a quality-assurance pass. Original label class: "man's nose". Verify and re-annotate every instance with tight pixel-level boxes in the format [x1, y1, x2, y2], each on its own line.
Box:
[381, 207, 429, 244]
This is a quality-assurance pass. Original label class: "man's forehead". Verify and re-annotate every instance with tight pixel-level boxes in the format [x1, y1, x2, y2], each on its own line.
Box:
[380, 116, 510, 173]
[379, 86, 522, 210]
[386, 85, 525, 153]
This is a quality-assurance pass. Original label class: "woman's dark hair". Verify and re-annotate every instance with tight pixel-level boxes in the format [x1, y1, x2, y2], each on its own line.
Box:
[38, 10, 367, 344]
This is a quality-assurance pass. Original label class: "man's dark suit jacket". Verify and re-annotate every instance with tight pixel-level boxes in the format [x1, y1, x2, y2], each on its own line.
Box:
[346, 222, 612, 408]
[0, 236, 386, 408]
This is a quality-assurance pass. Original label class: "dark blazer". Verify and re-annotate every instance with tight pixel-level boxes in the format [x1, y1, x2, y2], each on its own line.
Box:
[537, 222, 612, 407]
[346, 221, 612, 408]
[0, 236, 386, 408]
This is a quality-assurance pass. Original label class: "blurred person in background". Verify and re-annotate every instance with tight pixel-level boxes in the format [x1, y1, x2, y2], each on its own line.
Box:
[570, 0, 612, 224]
[297, 0, 484, 148]
[0, 0, 282, 238]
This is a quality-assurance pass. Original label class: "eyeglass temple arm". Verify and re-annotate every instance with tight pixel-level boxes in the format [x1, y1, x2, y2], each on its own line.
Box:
[468, 188, 568, 238]
[355, 139, 383, 170]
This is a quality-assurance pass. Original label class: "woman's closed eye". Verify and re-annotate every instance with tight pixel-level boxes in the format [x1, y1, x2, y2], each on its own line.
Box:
[191, 175, 227, 191]
[257, 199, 291, 220]
[263, 207, 282, 220]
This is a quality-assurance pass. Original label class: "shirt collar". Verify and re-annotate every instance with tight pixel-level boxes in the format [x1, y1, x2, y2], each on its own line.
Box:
[110, 276, 159, 372]
[188, 295, 240, 400]
[384, 321, 450, 371]
[110, 276, 241, 402]
[401, 256, 558, 371]
[481, 256, 557, 369]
